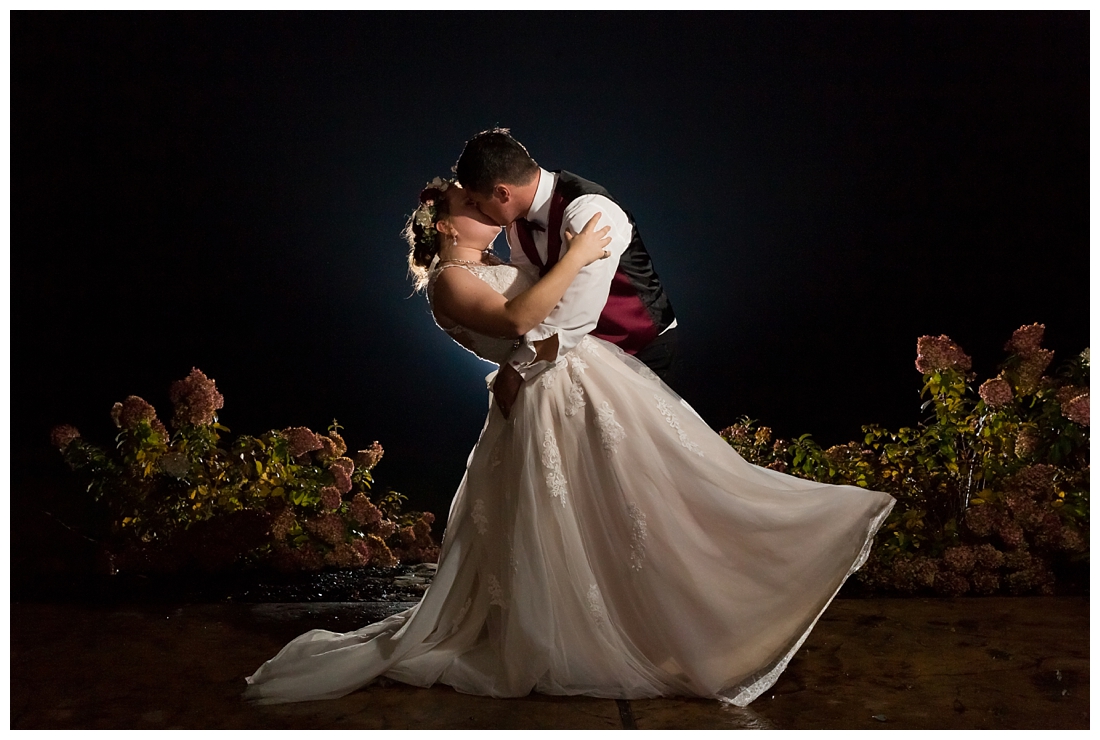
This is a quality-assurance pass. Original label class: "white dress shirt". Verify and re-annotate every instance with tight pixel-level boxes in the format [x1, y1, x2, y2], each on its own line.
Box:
[503, 168, 636, 380]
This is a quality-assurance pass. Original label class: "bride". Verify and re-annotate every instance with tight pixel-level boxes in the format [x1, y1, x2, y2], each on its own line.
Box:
[244, 179, 895, 706]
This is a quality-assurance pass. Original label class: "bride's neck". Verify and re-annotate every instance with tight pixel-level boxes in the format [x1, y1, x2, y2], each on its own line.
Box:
[438, 239, 493, 264]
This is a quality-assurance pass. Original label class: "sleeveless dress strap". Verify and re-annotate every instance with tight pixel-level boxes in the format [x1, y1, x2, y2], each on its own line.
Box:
[426, 262, 482, 336]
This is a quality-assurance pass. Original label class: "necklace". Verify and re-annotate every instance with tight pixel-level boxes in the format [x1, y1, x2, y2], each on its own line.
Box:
[436, 253, 503, 268]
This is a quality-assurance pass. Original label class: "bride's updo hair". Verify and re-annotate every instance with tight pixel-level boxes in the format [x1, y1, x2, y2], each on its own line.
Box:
[404, 178, 455, 291]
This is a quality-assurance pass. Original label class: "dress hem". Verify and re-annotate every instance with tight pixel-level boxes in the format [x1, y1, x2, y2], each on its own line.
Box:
[715, 499, 895, 706]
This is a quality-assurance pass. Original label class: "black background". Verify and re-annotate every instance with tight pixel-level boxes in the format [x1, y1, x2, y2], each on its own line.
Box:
[13, 11, 1089, 535]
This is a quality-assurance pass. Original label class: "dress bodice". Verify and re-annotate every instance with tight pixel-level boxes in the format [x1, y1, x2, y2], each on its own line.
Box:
[426, 260, 538, 365]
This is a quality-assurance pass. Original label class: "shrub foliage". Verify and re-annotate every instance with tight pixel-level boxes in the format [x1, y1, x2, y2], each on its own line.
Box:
[720, 324, 1089, 596]
[50, 368, 439, 574]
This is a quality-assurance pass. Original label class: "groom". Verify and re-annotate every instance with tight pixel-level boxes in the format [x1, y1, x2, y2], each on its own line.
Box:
[454, 128, 679, 415]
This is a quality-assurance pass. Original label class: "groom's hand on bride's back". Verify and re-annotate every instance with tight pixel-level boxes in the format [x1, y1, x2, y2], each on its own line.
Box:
[493, 364, 523, 419]
[493, 335, 558, 418]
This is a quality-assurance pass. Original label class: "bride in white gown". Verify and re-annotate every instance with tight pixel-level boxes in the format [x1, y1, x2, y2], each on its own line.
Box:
[244, 179, 895, 707]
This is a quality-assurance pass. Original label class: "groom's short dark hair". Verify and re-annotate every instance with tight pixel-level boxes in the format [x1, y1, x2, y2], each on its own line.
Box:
[454, 128, 539, 196]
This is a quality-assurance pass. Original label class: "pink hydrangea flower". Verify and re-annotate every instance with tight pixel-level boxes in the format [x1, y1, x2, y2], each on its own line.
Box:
[1003, 549, 1032, 572]
[329, 457, 354, 494]
[352, 539, 373, 566]
[943, 545, 977, 574]
[294, 543, 324, 571]
[970, 569, 1000, 595]
[1062, 393, 1089, 426]
[998, 522, 1025, 549]
[973, 543, 1005, 570]
[1006, 464, 1057, 499]
[315, 435, 337, 462]
[719, 425, 750, 442]
[1005, 323, 1046, 357]
[891, 556, 938, 593]
[979, 376, 1013, 408]
[1060, 528, 1086, 553]
[935, 571, 970, 597]
[1014, 427, 1040, 458]
[271, 508, 297, 540]
[327, 432, 348, 457]
[348, 493, 383, 527]
[112, 396, 159, 431]
[50, 424, 81, 450]
[320, 486, 343, 511]
[1055, 385, 1088, 405]
[354, 441, 385, 471]
[1015, 349, 1054, 395]
[915, 335, 972, 374]
[326, 542, 367, 568]
[282, 427, 323, 459]
[305, 512, 346, 546]
[367, 535, 397, 568]
[168, 368, 224, 427]
[964, 504, 1001, 538]
[151, 419, 170, 443]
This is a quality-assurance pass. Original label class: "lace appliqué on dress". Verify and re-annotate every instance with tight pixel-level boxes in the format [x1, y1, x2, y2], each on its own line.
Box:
[655, 394, 704, 457]
[490, 433, 505, 468]
[541, 429, 568, 506]
[487, 574, 507, 608]
[537, 352, 587, 417]
[565, 354, 588, 417]
[628, 502, 648, 571]
[596, 401, 626, 458]
[586, 584, 606, 627]
[451, 597, 472, 634]
[471, 499, 489, 535]
[575, 335, 597, 356]
[539, 364, 561, 390]
[505, 534, 518, 575]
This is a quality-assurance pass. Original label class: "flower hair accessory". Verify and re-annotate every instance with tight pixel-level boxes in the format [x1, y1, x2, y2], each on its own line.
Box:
[413, 176, 454, 240]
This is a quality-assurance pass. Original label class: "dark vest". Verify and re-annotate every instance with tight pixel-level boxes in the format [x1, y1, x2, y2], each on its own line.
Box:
[514, 170, 676, 355]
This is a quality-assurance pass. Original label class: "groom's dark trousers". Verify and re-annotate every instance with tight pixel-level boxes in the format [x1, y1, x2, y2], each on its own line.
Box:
[633, 328, 680, 386]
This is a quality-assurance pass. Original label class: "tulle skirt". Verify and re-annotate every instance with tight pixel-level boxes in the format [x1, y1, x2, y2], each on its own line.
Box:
[245, 336, 894, 705]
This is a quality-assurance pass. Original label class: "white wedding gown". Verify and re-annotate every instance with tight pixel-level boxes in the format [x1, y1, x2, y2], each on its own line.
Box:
[245, 261, 895, 706]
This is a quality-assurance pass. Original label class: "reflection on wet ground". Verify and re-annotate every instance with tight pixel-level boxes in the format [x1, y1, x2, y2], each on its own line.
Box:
[11, 596, 1089, 729]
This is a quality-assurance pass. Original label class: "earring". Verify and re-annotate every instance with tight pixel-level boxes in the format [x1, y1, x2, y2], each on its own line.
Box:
[452, 235, 458, 249]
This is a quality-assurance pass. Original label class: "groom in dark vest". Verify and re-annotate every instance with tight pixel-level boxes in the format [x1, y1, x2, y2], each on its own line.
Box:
[455, 128, 678, 415]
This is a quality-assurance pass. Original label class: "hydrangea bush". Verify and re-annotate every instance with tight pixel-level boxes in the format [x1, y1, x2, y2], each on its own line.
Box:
[721, 324, 1089, 596]
[51, 368, 439, 574]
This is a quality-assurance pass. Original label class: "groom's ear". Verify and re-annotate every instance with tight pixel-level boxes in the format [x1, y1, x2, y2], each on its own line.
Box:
[492, 184, 511, 203]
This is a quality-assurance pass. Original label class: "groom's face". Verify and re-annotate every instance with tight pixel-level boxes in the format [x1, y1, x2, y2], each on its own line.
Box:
[469, 187, 516, 227]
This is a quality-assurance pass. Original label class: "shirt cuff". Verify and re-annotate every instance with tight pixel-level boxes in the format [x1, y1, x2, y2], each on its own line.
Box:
[525, 324, 557, 342]
[508, 341, 538, 369]
[506, 338, 555, 382]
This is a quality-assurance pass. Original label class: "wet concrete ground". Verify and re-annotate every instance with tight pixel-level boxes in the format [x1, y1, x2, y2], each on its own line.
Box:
[10, 596, 1089, 729]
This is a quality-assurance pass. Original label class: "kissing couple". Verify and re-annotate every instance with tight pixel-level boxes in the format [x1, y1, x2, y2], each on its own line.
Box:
[245, 128, 894, 707]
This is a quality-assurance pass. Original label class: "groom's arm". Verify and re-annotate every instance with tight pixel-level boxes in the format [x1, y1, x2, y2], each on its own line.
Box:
[505, 194, 632, 380]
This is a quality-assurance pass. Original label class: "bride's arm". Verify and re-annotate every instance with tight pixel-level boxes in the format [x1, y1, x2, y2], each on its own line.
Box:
[432, 215, 610, 338]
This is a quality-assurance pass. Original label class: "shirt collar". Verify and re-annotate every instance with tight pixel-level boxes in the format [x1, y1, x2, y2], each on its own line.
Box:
[524, 168, 556, 227]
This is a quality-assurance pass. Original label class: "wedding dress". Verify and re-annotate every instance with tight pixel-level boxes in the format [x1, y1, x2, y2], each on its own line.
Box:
[245, 260, 894, 706]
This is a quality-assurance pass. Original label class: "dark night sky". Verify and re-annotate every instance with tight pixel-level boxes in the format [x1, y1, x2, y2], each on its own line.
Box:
[14, 11, 1089, 526]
